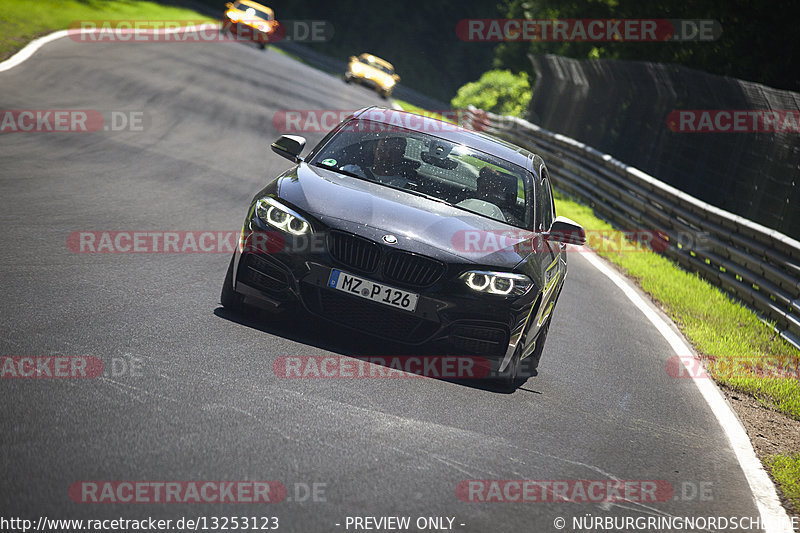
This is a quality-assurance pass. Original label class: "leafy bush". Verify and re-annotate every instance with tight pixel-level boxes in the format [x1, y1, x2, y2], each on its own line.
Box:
[451, 70, 531, 117]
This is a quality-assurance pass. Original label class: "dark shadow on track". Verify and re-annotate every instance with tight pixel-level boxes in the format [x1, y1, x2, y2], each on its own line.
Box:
[213, 304, 542, 394]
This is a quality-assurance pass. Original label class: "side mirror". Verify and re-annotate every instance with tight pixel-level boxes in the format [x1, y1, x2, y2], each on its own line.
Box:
[349, 56, 357, 62]
[545, 216, 586, 245]
[225, 2, 233, 8]
[393, 74, 400, 82]
[271, 135, 306, 163]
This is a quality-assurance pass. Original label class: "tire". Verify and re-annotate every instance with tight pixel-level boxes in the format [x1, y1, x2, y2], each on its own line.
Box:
[493, 344, 522, 392]
[221, 254, 245, 312]
[526, 319, 551, 374]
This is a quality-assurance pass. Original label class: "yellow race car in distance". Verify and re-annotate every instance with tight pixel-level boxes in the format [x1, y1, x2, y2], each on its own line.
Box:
[344, 53, 401, 98]
[222, 0, 279, 49]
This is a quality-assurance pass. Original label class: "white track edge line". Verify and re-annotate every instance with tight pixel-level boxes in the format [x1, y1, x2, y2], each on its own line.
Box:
[0, 25, 222, 74]
[0, 30, 70, 73]
[580, 249, 793, 532]
[2, 24, 794, 533]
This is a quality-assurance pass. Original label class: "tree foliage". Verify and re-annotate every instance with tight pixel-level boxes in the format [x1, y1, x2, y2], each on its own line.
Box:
[493, 0, 800, 92]
[194, 0, 799, 99]
[450, 70, 531, 116]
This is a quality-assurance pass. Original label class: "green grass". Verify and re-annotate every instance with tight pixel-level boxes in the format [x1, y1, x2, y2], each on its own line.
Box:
[6, 18, 798, 513]
[402, 91, 800, 416]
[392, 99, 455, 124]
[766, 454, 800, 511]
[398, 95, 800, 415]
[0, 0, 214, 60]
[554, 192, 800, 515]
[398, 97, 800, 422]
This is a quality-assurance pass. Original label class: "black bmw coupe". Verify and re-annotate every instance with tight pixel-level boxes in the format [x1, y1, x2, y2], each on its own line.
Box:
[222, 107, 585, 387]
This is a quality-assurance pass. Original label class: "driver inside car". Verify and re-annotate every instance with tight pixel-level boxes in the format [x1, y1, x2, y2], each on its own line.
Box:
[341, 136, 419, 188]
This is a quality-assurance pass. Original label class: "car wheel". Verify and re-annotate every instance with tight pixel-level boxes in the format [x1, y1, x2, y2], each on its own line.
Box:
[526, 319, 551, 373]
[493, 344, 522, 391]
[221, 254, 245, 312]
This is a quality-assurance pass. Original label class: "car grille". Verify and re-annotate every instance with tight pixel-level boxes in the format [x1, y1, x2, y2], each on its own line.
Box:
[450, 324, 508, 356]
[302, 285, 439, 343]
[327, 231, 445, 287]
[383, 251, 446, 287]
[239, 253, 290, 293]
[327, 231, 381, 273]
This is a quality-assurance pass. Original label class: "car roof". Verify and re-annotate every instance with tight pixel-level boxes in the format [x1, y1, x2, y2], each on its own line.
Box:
[352, 106, 537, 171]
[359, 54, 394, 69]
[234, 0, 273, 13]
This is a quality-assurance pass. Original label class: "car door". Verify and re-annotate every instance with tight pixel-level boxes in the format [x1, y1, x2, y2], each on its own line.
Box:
[532, 166, 565, 332]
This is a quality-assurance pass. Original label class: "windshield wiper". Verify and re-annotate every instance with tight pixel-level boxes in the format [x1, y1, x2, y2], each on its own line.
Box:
[389, 185, 452, 207]
[312, 163, 370, 181]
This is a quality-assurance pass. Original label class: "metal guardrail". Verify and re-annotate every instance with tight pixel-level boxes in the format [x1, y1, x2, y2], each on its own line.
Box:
[462, 107, 800, 350]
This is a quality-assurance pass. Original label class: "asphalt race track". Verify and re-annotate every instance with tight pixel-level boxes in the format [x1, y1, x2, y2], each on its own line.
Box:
[0, 37, 766, 531]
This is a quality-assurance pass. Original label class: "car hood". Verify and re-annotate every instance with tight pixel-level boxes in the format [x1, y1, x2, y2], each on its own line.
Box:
[273, 163, 537, 267]
[352, 64, 394, 84]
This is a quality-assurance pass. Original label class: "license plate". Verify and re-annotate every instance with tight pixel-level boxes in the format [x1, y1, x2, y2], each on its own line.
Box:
[328, 269, 419, 312]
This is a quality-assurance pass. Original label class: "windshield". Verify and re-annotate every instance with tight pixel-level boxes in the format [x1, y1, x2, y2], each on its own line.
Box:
[358, 56, 394, 75]
[233, 3, 273, 20]
[309, 119, 531, 228]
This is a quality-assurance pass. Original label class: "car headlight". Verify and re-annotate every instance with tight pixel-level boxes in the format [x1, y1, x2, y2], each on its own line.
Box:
[227, 10, 240, 21]
[384, 77, 395, 87]
[460, 271, 532, 297]
[255, 198, 311, 236]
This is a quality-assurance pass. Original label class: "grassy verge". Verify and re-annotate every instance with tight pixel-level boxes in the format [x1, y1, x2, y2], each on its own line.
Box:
[392, 99, 455, 124]
[554, 191, 800, 514]
[398, 101, 800, 417]
[553, 192, 800, 420]
[396, 99, 800, 509]
[766, 454, 800, 511]
[0, 0, 214, 61]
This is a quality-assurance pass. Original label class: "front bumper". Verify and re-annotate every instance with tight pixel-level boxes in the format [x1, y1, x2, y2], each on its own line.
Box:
[345, 73, 393, 94]
[222, 20, 274, 43]
[230, 227, 537, 359]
